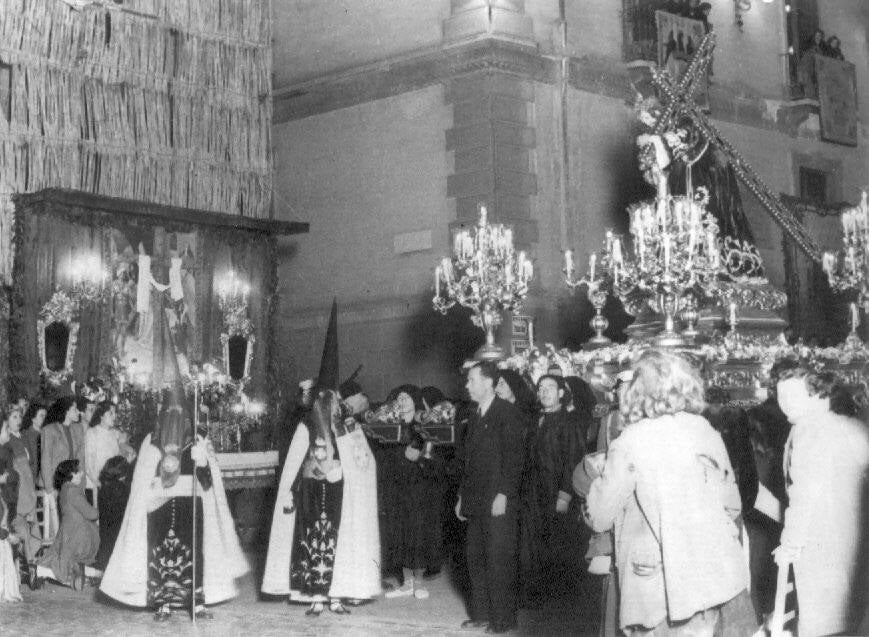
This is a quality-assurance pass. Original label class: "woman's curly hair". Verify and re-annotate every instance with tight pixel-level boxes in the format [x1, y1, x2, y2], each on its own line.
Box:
[620, 349, 706, 423]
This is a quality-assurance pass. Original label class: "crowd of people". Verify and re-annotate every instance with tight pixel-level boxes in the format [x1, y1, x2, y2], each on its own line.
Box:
[1, 347, 867, 635]
[798, 28, 848, 99]
[268, 349, 869, 635]
[0, 391, 137, 598]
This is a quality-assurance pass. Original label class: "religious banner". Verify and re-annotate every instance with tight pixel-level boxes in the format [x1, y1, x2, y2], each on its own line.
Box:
[815, 56, 858, 147]
[655, 11, 708, 109]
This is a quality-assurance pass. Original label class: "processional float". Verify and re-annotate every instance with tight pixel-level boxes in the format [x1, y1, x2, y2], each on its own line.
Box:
[433, 33, 869, 406]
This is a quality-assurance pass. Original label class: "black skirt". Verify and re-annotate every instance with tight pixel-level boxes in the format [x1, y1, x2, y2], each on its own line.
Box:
[289, 477, 343, 600]
[147, 495, 204, 610]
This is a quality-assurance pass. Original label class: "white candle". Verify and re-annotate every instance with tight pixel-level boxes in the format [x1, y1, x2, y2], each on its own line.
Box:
[589, 252, 597, 281]
[729, 302, 737, 327]
[528, 320, 534, 346]
[851, 302, 860, 332]
[564, 250, 574, 277]
[605, 230, 613, 254]
[823, 251, 836, 276]
[435, 265, 441, 297]
[479, 205, 487, 227]
[612, 238, 623, 264]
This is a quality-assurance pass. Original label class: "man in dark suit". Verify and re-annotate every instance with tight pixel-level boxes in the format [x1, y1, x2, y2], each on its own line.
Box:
[456, 362, 525, 633]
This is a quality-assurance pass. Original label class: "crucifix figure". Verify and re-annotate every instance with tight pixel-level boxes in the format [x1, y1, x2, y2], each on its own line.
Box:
[649, 33, 821, 263]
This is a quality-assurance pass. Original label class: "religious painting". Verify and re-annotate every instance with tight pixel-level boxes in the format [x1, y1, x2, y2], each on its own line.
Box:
[109, 228, 199, 387]
[815, 56, 858, 147]
[655, 11, 708, 109]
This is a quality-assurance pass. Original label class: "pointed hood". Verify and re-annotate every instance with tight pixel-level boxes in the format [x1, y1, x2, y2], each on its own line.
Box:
[317, 298, 339, 391]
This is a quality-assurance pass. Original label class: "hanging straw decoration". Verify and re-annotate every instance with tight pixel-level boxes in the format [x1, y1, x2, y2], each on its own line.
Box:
[0, 0, 274, 282]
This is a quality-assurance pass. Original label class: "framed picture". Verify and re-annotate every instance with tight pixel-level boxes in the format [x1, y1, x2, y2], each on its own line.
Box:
[655, 11, 708, 109]
[815, 56, 858, 147]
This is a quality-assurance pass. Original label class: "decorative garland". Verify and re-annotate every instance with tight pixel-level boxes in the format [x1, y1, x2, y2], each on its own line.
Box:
[502, 336, 869, 389]
[36, 290, 81, 385]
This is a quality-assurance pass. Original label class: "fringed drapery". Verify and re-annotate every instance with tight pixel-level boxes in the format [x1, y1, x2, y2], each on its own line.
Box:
[0, 0, 273, 280]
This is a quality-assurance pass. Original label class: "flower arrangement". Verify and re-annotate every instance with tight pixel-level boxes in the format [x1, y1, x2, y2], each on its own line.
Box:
[39, 290, 78, 324]
[364, 400, 402, 425]
[416, 401, 457, 426]
[502, 336, 869, 397]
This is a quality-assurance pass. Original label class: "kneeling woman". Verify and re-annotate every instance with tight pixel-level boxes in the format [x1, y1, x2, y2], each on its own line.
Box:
[263, 390, 380, 615]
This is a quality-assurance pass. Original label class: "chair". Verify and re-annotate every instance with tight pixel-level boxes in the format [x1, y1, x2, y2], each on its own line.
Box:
[34, 490, 58, 545]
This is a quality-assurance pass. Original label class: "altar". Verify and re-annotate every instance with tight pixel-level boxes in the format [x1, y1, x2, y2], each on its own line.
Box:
[4, 188, 307, 448]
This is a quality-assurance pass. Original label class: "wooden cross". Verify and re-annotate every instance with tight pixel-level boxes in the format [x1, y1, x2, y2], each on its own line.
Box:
[650, 33, 822, 263]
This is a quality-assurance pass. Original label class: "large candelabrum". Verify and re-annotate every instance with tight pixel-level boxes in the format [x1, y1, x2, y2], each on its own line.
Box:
[565, 174, 722, 347]
[433, 206, 533, 361]
[822, 191, 869, 348]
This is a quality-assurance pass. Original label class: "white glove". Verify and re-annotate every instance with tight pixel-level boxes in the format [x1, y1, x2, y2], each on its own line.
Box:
[190, 439, 208, 467]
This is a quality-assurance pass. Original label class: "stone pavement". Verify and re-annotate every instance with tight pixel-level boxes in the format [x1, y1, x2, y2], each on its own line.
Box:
[0, 557, 600, 637]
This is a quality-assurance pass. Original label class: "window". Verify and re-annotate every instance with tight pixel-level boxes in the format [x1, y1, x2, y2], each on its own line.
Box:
[785, 0, 819, 99]
[798, 166, 827, 203]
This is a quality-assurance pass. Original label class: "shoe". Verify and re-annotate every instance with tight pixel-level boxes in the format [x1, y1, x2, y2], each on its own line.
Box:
[194, 606, 214, 620]
[485, 621, 518, 633]
[461, 619, 488, 629]
[384, 581, 414, 598]
[27, 563, 40, 590]
[71, 563, 86, 591]
[305, 602, 324, 616]
[413, 587, 430, 600]
[329, 601, 350, 614]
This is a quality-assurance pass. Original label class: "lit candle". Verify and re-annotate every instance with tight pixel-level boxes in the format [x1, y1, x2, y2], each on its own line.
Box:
[729, 302, 737, 328]
[612, 238, 623, 264]
[479, 205, 487, 227]
[564, 249, 574, 277]
[589, 252, 597, 281]
[453, 232, 461, 256]
[435, 265, 441, 297]
[528, 320, 534, 346]
[822, 251, 836, 275]
[851, 302, 860, 332]
[613, 263, 620, 287]
[605, 230, 613, 254]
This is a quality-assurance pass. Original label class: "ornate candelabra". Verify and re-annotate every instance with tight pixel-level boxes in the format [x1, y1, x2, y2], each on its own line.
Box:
[433, 206, 533, 361]
[563, 249, 612, 347]
[565, 175, 722, 348]
[68, 253, 108, 304]
[822, 191, 869, 348]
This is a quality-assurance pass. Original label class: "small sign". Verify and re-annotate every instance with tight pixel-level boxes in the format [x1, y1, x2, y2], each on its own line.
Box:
[511, 314, 533, 355]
